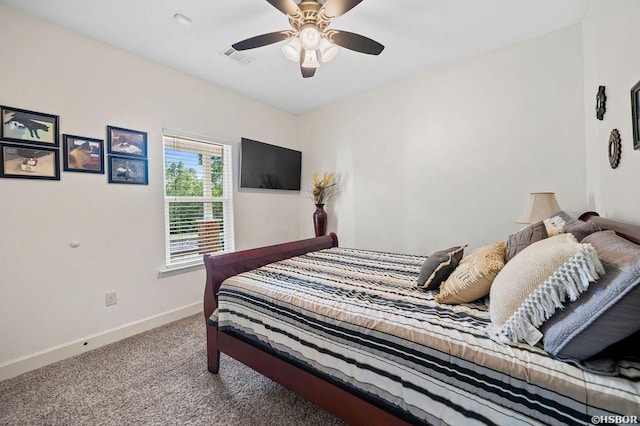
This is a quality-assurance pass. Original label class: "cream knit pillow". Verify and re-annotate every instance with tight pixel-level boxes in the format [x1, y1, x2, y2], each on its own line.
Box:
[435, 241, 506, 304]
[488, 233, 603, 346]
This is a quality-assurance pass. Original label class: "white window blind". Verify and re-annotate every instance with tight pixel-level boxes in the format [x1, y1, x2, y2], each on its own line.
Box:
[163, 131, 234, 268]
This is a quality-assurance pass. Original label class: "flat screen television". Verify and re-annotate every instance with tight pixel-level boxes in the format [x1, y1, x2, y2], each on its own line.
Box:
[240, 138, 302, 190]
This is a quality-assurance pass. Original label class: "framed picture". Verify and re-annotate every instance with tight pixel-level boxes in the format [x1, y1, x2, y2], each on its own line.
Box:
[1, 106, 59, 147]
[0, 143, 60, 180]
[107, 125, 147, 157]
[63, 134, 104, 174]
[631, 80, 640, 150]
[108, 155, 148, 185]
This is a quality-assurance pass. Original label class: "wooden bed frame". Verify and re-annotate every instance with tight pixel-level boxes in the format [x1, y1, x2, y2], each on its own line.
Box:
[203, 213, 640, 425]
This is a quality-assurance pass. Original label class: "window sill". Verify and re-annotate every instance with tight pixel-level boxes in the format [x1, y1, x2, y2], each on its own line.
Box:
[158, 261, 204, 277]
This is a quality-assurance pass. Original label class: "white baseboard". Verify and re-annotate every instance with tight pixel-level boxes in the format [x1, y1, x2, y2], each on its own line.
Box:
[0, 302, 202, 382]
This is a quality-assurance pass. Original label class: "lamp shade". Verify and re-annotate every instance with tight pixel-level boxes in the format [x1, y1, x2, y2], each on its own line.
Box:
[300, 25, 322, 51]
[301, 49, 320, 68]
[319, 38, 338, 63]
[282, 37, 302, 62]
[516, 192, 561, 224]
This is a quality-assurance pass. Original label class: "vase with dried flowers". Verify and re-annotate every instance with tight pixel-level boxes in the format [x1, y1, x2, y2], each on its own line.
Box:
[309, 172, 337, 237]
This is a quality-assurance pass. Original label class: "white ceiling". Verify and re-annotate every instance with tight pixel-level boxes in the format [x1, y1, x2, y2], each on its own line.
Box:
[1, 0, 589, 114]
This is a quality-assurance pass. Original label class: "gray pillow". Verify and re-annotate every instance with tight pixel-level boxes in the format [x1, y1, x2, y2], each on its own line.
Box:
[505, 221, 547, 262]
[416, 246, 465, 290]
[541, 230, 640, 360]
[564, 219, 600, 242]
[544, 210, 600, 241]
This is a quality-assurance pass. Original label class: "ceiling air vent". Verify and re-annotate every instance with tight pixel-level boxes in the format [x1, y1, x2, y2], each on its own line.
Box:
[220, 47, 254, 65]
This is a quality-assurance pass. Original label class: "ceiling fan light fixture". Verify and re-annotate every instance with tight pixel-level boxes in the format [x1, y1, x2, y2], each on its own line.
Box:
[301, 49, 320, 69]
[282, 37, 302, 62]
[300, 25, 322, 51]
[318, 38, 338, 63]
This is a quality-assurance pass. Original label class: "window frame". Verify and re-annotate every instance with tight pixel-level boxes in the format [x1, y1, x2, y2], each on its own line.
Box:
[162, 129, 235, 271]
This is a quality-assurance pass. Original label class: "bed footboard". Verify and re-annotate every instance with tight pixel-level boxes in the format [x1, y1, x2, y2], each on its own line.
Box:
[203, 233, 338, 373]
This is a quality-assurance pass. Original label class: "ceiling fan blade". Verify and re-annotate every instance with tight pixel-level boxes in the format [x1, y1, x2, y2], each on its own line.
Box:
[265, 0, 300, 16]
[328, 30, 384, 55]
[299, 50, 316, 78]
[301, 66, 316, 78]
[232, 31, 291, 51]
[320, 0, 364, 18]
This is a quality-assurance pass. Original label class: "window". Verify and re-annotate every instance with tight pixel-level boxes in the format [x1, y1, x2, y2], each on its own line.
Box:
[163, 131, 234, 268]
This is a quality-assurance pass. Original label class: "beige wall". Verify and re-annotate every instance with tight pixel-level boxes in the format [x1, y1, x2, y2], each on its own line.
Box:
[297, 25, 587, 255]
[583, 0, 640, 222]
[0, 4, 299, 368]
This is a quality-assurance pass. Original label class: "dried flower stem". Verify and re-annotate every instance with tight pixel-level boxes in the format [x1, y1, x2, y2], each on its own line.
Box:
[308, 172, 338, 205]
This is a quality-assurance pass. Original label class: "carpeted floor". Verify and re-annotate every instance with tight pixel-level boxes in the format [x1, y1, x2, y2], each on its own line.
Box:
[0, 314, 344, 426]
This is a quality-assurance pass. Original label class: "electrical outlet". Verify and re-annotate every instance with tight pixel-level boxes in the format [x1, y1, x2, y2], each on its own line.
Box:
[105, 291, 117, 306]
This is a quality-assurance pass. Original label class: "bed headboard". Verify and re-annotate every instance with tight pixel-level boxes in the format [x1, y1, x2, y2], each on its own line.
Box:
[579, 211, 640, 245]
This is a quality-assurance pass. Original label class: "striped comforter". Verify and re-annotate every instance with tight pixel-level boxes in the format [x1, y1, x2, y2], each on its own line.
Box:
[216, 247, 640, 425]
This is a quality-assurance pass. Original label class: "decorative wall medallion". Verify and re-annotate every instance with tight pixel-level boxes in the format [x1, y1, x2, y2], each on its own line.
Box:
[608, 129, 621, 169]
[631, 80, 640, 149]
[596, 86, 606, 120]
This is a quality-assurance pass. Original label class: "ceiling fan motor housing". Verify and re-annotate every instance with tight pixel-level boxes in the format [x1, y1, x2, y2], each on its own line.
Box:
[289, 0, 331, 32]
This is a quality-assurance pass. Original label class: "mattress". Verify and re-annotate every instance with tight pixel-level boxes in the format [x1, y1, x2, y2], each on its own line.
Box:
[216, 247, 640, 425]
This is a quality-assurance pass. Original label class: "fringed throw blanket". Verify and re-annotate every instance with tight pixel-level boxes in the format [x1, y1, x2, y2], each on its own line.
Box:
[216, 247, 640, 425]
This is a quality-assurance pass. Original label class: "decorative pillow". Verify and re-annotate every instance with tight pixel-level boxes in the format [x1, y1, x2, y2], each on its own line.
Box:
[559, 330, 640, 375]
[488, 233, 603, 346]
[564, 219, 601, 241]
[543, 211, 570, 236]
[505, 221, 548, 262]
[541, 230, 640, 360]
[435, 241, 505, 304]
[597, 330, 640, 362]
[416, 245, 466, 290]
[543, 211, 600, 241]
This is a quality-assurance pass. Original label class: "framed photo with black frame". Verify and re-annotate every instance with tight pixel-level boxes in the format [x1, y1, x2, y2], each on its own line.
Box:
[0, 106, 59, 147]
[631, 80, 640, 150]
[108, 155, 148, 185]
[63, 134, 104, 174]
[107, 125, 147, 157]
[0, 143, 60, 180]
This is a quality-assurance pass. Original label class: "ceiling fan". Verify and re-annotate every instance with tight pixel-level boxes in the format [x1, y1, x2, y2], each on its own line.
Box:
[231, 0, 384, 78]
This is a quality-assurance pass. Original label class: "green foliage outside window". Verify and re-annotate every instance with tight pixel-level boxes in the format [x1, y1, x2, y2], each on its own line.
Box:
[165, 154, 224, 236]
[165, 161, 203, 196]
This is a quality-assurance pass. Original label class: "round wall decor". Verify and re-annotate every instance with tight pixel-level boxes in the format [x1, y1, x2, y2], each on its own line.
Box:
[596, 86, 606, 120]
[608, 128, 621, 169]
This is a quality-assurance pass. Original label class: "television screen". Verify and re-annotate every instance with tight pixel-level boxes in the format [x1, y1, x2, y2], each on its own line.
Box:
[240, 138, 302, 190]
